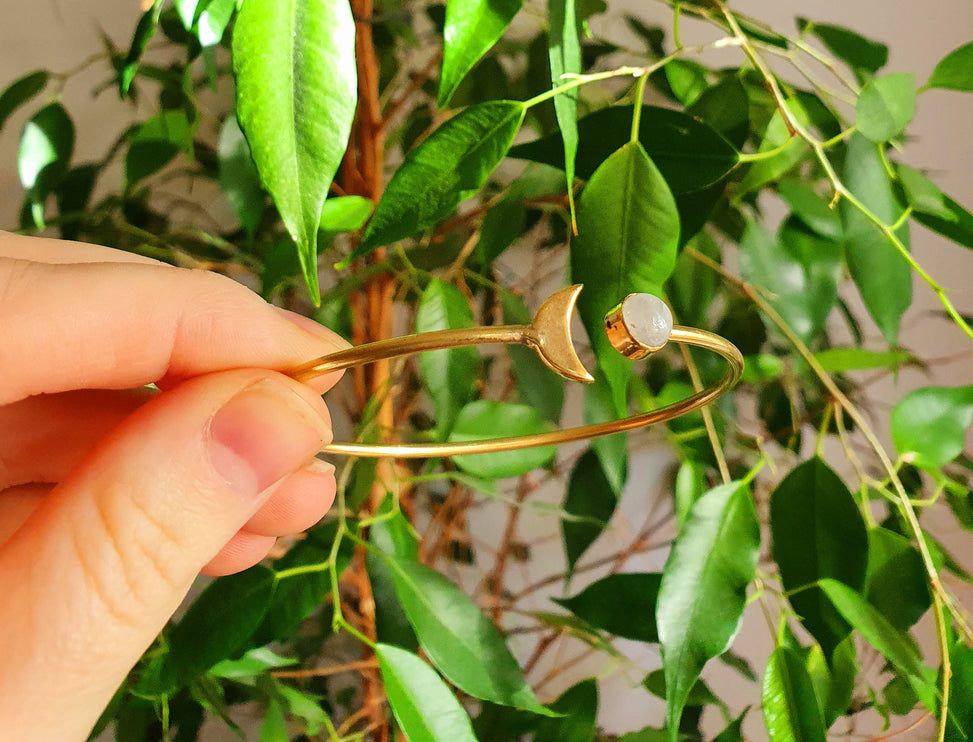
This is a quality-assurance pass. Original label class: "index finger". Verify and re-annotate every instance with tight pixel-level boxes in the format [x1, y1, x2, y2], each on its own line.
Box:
[0, 241, 347, 405]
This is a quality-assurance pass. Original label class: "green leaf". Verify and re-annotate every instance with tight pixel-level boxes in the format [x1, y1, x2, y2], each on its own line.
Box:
[375, 643, 479, 742]
[438, 0, 522, 107]
[927, 42, 973, 92]
[813, 347, 916, 373]
[674, 459, 707, 530]
[233, 0, 357, 302]
[384, 556, 552, 714]
[570, 141, 679, 409]
[762, 647, 827, 742]
[914, 192, 973, 250]
[218, 115, 264, 237]
[686, 75, 750, 149]
[501, 291, 564, 423]
[945, 641, 973, 741]
[167, 566, 276, 681]
[368, 498, 419, 650]
[533, 679, 597, 742]
[274, 683, 331, 736]
[770, 458, 868, 660]
[739, 218, 841, 343]
[56, 164, 97, 240]
[320, 195, 373, 234]
[18, 102, 74, 229]
[509, 104, 739, 195]
[584, 369, 628, 494]
[120, 0, 163, 95]
[125, 110, 193, 188]
[865, 528, 931, 630]
[555, 573, 661, 642]
[738, 101, 809, 195]
[548, 0, 581, 226]
[897, 164, 954, 220]
[0, 71, 48, 132]
[562, 450, 618, 573]
[891, 385, 973, 468]
[449, 401, 556, 478]
[856, 73, 916, 143]
[713, 709, 747, 742]
[796, 19, 888, 82]
[841, 133, 912, 344]
[350, 101, 526, 261]
[657, 481, 760, 741]
[778, 180, 843, 241]
[476, 197, 526, 265]
[665, 60, 709, 106]
[197, 0, 236, 47]
[818, 579, 937, 710]
[644, 669, 726, 711]
[209, 647, 298, 681]
[173, 0, 202, 29]
[416, 279, 480, 438]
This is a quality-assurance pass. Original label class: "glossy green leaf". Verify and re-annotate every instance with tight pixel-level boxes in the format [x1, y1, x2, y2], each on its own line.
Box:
[813, 347, 916, 373]
[713, 710, 747, 742]
[762, 646, 827, 742]
[449, 401, 556, 478]
[375, 643, 479, 742]
[665, 60, 708, 106]
[619, 727, 669, 742]
[570, 141, 679, 409]
[197, 0, 235, 47]
[501, 291, 564, 423]
[384, 555, 552, 713]
[891, 384, 973, 468]
[509, 105, 739, 195]
[770, 458, 868, 659]
[320, 195, 373, 242]
[687, 75, 750, 149]
[233, 0, 357, 302]
[173, 0, 202, 29]
[55, 164, 97, 240]
[805, 636, 857, 727]
[945, 641, 973, 741]
[562, 450, 617, 572]
[927, 42, 973, 92]
[548, 0, 581, 225]
[778, 180, 843, 241]
[533, 679, 597, 742]
[254, 522, 353, 645]
[674, 459, 707, 530]
[351, 101, 526, 261]
[657, 481, 760, 741]
[865, 528, 930, 630]
[209, 647, 297, 681]
[914, 191, 973, 250]
[841, 133, 912, 344]
[18, 102, 74, 228]
[476, 197, 526, 265]
[368, 498, 419, 650]
[439, 0, 522, 107]
[668, 231, 721, 327]
[819, 579, 936, 710]
[738, 101, 809, 195]
[120, 0, 163, 95]
[274, 683, 330, 736]
[644, 669, 726, 712]
[856, 73, 915, 143]
[259, 699, 287, 742]
[555, 573, 661, 642]
[416, 279, 480, 437]
[584, 369, 628, 494]
[218, 115, 264, 236]
[897, 164, 954, 220]
[0, 71, 48, 132]
[796, 19, 888, 82]
[167, 566, 276, 681]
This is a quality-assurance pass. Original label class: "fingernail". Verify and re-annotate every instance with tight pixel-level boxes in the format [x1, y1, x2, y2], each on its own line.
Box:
[209, 378, 331, 498]
[304, 458, 336, 477]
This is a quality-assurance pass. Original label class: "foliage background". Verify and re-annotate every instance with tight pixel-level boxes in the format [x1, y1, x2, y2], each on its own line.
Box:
[0, 0, 971, 740]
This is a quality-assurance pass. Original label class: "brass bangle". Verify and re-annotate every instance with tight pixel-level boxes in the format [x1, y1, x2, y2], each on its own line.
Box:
[287, 285, 743, 458]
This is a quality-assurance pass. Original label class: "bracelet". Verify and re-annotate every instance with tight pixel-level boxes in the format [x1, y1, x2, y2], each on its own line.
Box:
[287, 285, 743, 458]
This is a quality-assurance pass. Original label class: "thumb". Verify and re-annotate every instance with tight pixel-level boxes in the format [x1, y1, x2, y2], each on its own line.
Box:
[0, 369, 331, 740]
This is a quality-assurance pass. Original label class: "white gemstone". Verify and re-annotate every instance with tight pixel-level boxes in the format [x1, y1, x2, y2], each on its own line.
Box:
[622, 293, 673, 349]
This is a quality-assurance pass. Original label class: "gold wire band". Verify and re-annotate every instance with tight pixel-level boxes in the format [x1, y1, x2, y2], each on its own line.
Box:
[286, 286, 743, 458]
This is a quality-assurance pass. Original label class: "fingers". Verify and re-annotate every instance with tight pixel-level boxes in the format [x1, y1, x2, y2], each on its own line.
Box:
[0, 230, 163, 265]
[244, 459, 337, 536]
[0, 389, 153, 490]
[0, 368, 332, 740]
[0, 254, 347, 406]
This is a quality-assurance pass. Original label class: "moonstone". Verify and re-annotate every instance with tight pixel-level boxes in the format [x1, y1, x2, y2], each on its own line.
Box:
[622, 293, 673, 349]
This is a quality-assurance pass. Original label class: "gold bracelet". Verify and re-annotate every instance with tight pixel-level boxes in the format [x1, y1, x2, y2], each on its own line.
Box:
[287, 285, 743, 458]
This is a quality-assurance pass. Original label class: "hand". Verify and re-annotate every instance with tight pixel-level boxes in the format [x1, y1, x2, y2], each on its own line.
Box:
[0, 233, 346, 740]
